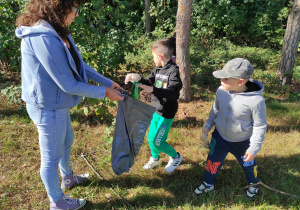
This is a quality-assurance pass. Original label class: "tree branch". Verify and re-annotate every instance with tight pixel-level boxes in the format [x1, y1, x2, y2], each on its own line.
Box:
[244, 181, 300, 199]
[80, 153, 133, 208]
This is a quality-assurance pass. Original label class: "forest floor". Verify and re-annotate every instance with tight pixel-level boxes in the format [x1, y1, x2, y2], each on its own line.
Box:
[0, 92, 300, 209]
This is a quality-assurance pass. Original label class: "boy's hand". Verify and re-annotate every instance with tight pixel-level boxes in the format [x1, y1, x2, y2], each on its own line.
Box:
[243, 152, 255, 162]
[137, 84, 153, 93]
[124, 73, 141, 84]
[202, 128, 209, 136]
[105, 87, 124, 101]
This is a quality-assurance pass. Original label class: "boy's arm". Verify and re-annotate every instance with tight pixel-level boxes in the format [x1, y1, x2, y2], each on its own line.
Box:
[139, 68, 156, 86]
[246, 99, 267, 157]
[151, 69, 182, 100]
[203, 88, 220, 131]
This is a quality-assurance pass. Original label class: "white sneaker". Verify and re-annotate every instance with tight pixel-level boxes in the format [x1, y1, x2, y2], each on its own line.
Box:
[165, 152, 183, 173]
[143, 157, 162, 170]
[246, 183, 259, 199]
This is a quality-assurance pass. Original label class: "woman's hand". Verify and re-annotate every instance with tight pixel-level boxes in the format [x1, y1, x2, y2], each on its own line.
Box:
[111, 82, 122, 90]
[105, 87, 124, 101]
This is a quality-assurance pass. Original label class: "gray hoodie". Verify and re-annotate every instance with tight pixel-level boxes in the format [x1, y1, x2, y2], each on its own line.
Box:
[204, 79, 267, 156]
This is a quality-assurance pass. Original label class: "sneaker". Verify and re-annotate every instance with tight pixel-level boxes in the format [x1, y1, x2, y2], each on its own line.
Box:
[61, 173, 90, 190]
[143, 157, 162, 170]
[246, 183, 259, 199]
[50, 194, 86, 210]
[194, 181, 214, 196]
[165, 152, 183, 173]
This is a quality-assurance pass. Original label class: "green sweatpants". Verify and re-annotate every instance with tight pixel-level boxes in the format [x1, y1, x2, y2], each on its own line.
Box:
[148, 112, 177, 159]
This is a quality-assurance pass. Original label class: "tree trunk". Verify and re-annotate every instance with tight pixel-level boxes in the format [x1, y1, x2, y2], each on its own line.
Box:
[176, 0, 192, 102]
[277, 0, 300, 85]
[145, 0, 151, 35]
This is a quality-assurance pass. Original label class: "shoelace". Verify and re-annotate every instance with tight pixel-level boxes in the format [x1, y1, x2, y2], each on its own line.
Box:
[73, 174, 82, 184]
[249, 186, 257, 194]
[62, 197, 78, 205]
[169, 158, 180, 165]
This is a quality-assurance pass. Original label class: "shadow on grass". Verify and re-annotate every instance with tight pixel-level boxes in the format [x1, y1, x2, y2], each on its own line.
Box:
[0, 105, 29, 120]
[70, 111, 115, 126]
[173, 119, 205, 128]
[82, 155, 300, 209]
[0, 108, 20, 117]
[266, 101, 300, 132]
[267, 125, 300, 132]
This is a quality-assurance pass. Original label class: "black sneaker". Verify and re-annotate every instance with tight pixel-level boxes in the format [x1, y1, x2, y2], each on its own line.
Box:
[194, 181, 214, 196]
[246, 183, 259, 199]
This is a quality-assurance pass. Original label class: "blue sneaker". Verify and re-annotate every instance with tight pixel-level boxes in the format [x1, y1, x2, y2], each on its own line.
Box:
[61, 173, 89, 190]
[50, 194, 86, 210]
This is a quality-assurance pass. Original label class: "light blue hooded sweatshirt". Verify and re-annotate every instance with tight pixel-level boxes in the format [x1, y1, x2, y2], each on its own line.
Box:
[204, 79, 267, 156]
[15, 21, 113, 110]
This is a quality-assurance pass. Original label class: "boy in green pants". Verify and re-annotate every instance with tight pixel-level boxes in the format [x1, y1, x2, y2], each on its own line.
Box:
[124, 39, 183, 173]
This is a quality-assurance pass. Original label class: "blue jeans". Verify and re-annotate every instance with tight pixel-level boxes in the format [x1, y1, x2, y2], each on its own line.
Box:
[26, 104, 74, 202]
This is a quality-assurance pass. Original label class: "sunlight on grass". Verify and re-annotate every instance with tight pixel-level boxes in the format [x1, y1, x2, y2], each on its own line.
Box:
[267, 102, 300, 131]
[1, 96, 299, 209]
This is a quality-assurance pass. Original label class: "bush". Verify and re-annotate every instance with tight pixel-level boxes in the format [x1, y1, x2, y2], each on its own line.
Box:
[0, 0, 22, 81]
[191, 0, 290, 49]
[190, 40, 281, 91]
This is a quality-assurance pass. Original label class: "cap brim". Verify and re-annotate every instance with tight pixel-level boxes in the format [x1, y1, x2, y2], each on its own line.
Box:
[212, 70, 231, 78]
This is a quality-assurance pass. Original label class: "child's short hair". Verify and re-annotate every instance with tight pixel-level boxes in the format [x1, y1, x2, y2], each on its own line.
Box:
[151, 39, 175, 58]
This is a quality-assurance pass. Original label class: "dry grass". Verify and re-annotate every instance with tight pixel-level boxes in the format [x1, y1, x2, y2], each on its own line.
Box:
[0, 95, 300, 209]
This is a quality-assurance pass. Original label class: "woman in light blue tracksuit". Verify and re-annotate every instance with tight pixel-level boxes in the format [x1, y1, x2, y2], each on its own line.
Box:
[15, 0, 123, 209]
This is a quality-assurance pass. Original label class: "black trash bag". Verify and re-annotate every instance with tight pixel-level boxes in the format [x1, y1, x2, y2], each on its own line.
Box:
[111, 95, 155, 175]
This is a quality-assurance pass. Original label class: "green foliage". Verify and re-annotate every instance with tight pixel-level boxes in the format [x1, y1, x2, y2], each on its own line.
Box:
[294, 66, 300, 83]
[0, 0, 22, 77]
[75, 97, 116, 120]
[148, 0, 177, 33]
[124, 35, 155, 74]
[70, 1, 135, 78]
[103, 118, 116, 143]
[0, 85, 22, 104]
[191, 0, 290, 49]
[0, 0, 297, 113]
[190, 39, 300, 102]
[190, 39, 281, 89]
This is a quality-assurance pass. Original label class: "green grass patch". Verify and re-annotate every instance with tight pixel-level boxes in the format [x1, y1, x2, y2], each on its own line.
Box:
[1, 94, 299, 209]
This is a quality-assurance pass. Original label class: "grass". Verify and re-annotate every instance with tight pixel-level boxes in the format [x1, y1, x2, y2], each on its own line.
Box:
[0, 91, 300, 209]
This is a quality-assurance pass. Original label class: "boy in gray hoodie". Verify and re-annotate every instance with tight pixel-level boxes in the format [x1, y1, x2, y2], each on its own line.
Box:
[194, 58, 267, 199]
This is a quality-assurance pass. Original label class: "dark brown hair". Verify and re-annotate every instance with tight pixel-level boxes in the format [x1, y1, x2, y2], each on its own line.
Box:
[151, 39, 175, 59]
[16, 0, 82, 38]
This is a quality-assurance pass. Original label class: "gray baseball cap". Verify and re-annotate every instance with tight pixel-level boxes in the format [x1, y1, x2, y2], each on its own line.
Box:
[213, 58, 254, 79]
